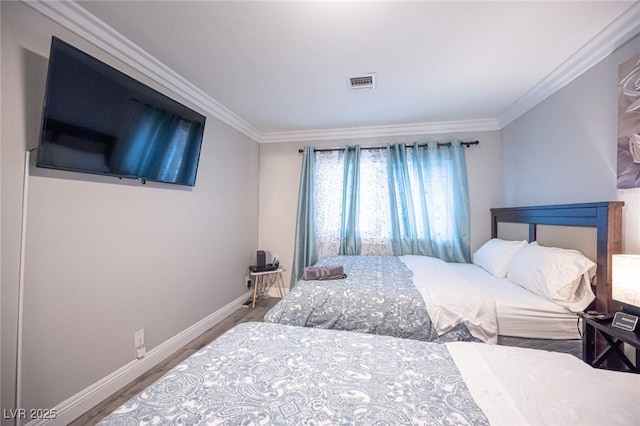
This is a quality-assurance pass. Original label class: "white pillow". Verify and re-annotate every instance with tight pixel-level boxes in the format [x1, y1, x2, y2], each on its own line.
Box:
[506, 243, 596, 312]
[472, 238, 528, 278]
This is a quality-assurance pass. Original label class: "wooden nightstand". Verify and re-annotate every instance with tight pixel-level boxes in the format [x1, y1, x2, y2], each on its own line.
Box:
[250, 268, 285, 308]
[582, 314, 640, 373]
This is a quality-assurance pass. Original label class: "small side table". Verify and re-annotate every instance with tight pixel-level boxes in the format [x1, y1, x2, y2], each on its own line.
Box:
[582, 314, 640, 373]
[250, 268, 285, 308]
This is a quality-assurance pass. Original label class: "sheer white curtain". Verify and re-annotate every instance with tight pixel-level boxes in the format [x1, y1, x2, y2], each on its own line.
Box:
[315, 148, 393, 257]
[315, 150, 343, 258]
[358, 148, 393, 255]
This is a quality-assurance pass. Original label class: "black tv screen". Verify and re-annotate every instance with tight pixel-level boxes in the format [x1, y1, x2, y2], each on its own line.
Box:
[37, 37, 206, 186]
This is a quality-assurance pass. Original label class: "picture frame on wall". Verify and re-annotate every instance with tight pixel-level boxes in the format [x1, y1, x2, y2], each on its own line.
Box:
[617, 52, 640, 189]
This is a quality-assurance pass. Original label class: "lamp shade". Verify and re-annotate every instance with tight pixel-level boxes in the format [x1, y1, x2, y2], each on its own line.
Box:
[612, 254, 640, 311]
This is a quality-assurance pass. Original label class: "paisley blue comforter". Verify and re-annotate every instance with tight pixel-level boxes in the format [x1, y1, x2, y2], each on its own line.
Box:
[264, 255, 479, 342]
[99, 322, 490, 425]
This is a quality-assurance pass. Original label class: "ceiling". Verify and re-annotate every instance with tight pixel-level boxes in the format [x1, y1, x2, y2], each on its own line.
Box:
[61, 1, 640, 142]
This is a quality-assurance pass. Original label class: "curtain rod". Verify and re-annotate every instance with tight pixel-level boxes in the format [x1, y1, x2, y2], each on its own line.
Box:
[297, 140, 479, 153]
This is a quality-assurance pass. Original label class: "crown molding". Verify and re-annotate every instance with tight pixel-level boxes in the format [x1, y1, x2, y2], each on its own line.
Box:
[24, 0, 640, 144]
[259, 119, 500, 143]
[262, 0, 640, 144]
[19, 0, 501, 144]
[497, 2, 640, 128]
[23, 0, 262, 142]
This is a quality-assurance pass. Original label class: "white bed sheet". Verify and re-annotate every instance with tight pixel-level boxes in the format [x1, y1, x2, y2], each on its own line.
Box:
[451, 262, 581, 339]
[400, 255, 498, 343]
[100, 322, 638, 425]
[448, 341, 640, 426]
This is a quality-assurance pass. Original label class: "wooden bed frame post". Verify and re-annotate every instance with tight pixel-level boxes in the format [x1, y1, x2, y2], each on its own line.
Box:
[596, 203, 623, 312]
[528, 223, 537, 243]
[490, 202, 624, 313]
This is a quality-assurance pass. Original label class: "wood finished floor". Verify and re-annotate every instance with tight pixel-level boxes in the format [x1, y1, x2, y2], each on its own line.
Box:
[71, 296, 281, 425]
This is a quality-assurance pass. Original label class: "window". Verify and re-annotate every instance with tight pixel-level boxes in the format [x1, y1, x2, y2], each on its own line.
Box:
[314, 143, 470, 261]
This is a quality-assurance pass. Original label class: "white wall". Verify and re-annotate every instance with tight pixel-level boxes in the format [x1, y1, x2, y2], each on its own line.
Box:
[259, 131, 502, 287]
[1, 1, 259, 419]
[6, 1, 636, 420]
[501, 33, 640, 253]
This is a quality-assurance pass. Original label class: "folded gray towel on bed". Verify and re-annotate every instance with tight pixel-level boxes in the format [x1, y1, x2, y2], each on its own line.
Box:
[302, 265, 347, 280]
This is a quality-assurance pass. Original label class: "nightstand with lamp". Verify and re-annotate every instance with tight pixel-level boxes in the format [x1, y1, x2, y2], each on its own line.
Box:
[582, 254, 640, 373]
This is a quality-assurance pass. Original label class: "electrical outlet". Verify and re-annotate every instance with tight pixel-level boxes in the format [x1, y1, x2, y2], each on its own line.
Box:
[135, 329, 145, 348]
[246, 276, 252, 288]
[136, 347, 146, 359]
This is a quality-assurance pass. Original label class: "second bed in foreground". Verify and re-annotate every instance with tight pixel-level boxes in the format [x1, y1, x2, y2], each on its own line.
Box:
[98, 321, 639, 425]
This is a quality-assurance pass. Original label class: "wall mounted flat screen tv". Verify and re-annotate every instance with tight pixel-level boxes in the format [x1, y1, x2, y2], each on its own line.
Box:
[37, 37, 206, 187]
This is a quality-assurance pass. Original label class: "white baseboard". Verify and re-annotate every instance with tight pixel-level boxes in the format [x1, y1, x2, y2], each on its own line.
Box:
[26, 292, 252, 426]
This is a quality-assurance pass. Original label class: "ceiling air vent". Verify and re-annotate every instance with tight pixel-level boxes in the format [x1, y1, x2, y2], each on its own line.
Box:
[349, 73, 376, 89]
